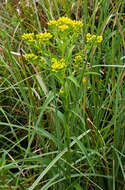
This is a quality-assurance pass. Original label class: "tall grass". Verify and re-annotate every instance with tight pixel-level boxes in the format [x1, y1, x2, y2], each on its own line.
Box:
[0, 0, 125, 189]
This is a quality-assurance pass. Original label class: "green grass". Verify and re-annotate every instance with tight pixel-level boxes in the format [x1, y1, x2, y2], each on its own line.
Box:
[0, 0, 125, 189]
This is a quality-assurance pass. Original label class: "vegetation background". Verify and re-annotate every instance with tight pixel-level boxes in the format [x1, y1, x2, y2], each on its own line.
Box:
[0, 0, 125, 189]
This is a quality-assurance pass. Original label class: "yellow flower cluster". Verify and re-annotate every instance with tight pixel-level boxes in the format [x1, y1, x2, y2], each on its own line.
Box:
[57, 17, 72, 26]
[40, 58, 47, 65]
[48, 17, 83, 32]
[25, 53, 38, 61]
[82, 77, 87, 85]
[59, 88, 64, 94]
[96, 36, 103, 43]
[51, 58, 66, 72]
[58, 24, 69, 32]
[36, 32, 52, 42]
[22, 33, 35, 42]
[22, 32, 52, 43]
[48, 20, 58, 26]
[86, 33, 103, 44]
[74, 55, 82, 63]
[72, 20, 83, 30]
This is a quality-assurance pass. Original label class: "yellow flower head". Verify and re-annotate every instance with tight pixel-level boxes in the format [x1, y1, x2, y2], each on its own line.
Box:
[57, 17, 72, 26]
[86, 33, 91, 38]
[86, 33, 103, 44]
[51, 58, 66, 72]
[74, 55, 82, 63]
[59, 88, 64, 94]
[48, 20, 58, 27]
[58, 24, 69, 32]
[40, 58, 47, 65]
[88, 86, 91, 90]
[36, 32, 52, 43]
[96, 36, 103, 43]
[25, 53, 38, 61]
[86, 33, 95, 43]
[22, 33, 35, 42]
[82, 77, 87, 85]
[48, 17, 83, 33]
[72, 20, 83, 30]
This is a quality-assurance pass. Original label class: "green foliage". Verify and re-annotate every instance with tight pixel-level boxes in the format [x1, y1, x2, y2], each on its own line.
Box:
[0, 0, 125, 190]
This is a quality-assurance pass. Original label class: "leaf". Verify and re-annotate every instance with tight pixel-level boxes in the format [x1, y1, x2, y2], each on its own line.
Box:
[84, 72, 101, 76]
[74, 183, 83, 190]
[67, 75, 80, 87]
[28, 130, 90, 190]
[72, 136, 95, 174]
[36, 74, 48, 97]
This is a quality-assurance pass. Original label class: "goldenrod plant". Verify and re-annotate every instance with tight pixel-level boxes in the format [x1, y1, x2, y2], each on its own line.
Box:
[0, 1, 125, 190]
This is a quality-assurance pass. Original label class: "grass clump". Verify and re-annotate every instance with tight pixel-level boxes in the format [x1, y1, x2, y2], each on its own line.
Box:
[0, 0, 125, 190]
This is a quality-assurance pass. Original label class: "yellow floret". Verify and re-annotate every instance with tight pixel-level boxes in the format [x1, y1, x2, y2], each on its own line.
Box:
[57, 17, 72, 26]
[58, 24, 69, 32]
[51, 58, 58, 65]
[22, 33, 35, 42]
[96, 36, 103, 43]
[36, 32, 52, 42]
[86, 33, 92, 43]
[82, 77, 87, 85]
[51, 58, 66, 72]
[86, 33, 91, 38]
[74, 55, 82, 63]
[40, 58, 47, 65]
[25, 53, 38, 61]
[92, 35, 96, 40]
[72, 20, 83, 29]
[59, 88, 64, 94]
[86, 33, 103, 44]
[47, 20, 58, 26]
[48, 17, 83, 34]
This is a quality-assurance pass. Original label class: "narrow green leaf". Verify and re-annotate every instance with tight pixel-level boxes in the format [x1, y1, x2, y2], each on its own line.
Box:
[72, 136, 95, 174]
[28, 130, 90, 190]
[67, 75, 80, 87]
